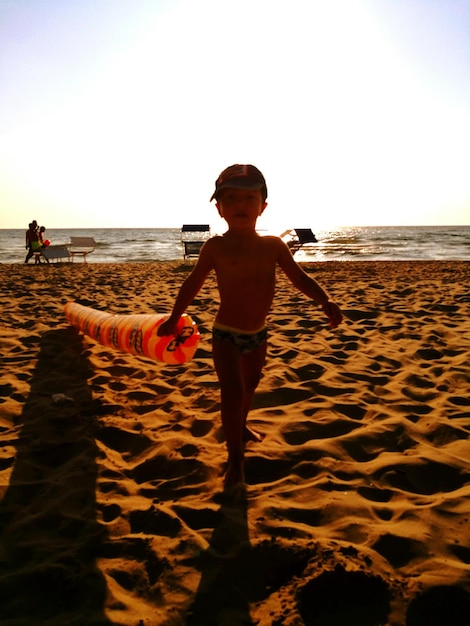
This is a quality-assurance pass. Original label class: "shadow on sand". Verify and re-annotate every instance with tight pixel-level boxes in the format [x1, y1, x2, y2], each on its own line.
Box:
[185, 488, 255, 625]
[0, 328, 112, 626]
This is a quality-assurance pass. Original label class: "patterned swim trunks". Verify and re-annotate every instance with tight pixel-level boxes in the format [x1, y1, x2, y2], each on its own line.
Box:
[212, 323, 268, 354]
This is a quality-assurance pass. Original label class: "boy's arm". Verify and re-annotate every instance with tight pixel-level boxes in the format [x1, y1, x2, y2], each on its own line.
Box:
[158, 242, 214, 336]
[276, 239, 342, 328]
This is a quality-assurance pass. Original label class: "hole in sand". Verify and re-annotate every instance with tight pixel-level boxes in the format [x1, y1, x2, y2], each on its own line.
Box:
[298, 564, 390, 626]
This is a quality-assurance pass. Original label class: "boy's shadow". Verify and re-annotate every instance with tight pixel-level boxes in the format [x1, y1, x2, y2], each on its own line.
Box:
[0, 328, 111, 625]
[186, 489, 256, 626]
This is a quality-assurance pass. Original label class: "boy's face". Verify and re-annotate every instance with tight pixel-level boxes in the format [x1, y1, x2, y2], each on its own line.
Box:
[216, 187, 267, 231]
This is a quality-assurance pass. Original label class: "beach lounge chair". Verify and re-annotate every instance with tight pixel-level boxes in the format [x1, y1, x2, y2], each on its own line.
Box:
[282, 229, 318, 254]
[181, 224, 210, 259]
[41, 245, 71, 263]
[69, 237, 96, 262]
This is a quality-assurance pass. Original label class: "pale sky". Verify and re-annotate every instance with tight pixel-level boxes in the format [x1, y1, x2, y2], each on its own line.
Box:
[1, 0, 469, 231]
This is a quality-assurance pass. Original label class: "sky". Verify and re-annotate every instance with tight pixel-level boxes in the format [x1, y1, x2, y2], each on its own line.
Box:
[1, 0, 469, 231]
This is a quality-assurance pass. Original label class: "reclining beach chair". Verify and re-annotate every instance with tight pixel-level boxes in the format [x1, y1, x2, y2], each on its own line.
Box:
[41, 245, 71, 263]
[282, 229, 318, 254]
[69, 237, 96, 262]
[181, 225, 211, 259]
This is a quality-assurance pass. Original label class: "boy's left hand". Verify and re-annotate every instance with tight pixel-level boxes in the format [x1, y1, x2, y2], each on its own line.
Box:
[322, 301, 342, 329]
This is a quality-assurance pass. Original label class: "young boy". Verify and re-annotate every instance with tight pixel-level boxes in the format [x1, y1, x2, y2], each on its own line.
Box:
[158, 164, 342, 489]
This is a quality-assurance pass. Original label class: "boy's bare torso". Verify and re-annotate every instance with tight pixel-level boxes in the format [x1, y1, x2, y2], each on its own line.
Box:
[204, 233, 282, 332]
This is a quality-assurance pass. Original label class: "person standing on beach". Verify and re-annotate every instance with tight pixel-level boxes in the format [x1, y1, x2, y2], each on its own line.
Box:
[38, 226, 50, 264]
[158, 164, 342, 489]
[25, 221, 39, 263]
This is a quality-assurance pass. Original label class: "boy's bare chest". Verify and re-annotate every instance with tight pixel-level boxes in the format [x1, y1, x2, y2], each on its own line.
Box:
[215, 258, 275, 294]
[217, 244, 273, 271]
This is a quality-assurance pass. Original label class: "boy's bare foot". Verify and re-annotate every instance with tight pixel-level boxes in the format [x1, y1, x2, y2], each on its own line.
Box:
[243, 426, 264, 443]
[224, 455, 245, 490]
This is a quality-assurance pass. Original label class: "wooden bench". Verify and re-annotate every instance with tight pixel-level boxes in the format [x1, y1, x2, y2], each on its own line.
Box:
[40, 245, 71, 263]
[69, 237, 96, 262]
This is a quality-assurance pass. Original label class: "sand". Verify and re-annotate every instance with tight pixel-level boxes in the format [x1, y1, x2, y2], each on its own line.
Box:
[1, 260, 469, 626]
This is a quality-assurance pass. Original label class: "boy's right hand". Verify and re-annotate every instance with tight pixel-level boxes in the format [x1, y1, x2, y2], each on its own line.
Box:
[157, 319, 178, 336]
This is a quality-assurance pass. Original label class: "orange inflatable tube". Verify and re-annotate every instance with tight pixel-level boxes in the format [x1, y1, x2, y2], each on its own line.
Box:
[64, 302, 200, 365]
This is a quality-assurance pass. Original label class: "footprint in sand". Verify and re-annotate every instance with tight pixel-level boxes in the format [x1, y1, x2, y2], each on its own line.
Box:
[253, 387, 312, 409]
[126, 390, 156, 401]
[171, 503, 221, 531]
[129, 453, 209, 487]
[99, 536, 167, 586]
[401, 385, 440, 403]
[341, 424, 416, 463]
[282, 416, 361, 445]
[108, 381, 126, 391]
[129, 505, 182, 537]
[342, 309, 379, 322]
[96, 425, 153, 457]
[0, 382, 14, 399]
[450, 544, 470, 565]
[295, 362, 326, 381]
[190, 419, 213, 437]
[334, 403, 367, 420]
[372, 533, 424, 568]
[425, 423, 469, 445]
[357, 485, 394, 503]
[245, 455, 304, 485]
[101, 503, 121, 522]
[374, 459, 467, 495]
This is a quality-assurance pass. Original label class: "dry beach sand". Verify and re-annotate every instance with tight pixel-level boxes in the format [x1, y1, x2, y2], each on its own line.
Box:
[1, 260, 469, 626]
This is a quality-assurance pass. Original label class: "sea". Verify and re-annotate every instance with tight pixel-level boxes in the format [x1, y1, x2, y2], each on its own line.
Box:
[1, 225, 469, 264]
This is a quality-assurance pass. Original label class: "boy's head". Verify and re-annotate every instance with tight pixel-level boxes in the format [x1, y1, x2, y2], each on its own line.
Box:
[210, 164, 267, 202]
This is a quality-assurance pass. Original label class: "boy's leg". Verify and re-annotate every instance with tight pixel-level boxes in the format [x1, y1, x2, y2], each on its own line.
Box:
[212, 338, 244, 456]
[241, 341, 267, 440]
[212, 337, 267, 487]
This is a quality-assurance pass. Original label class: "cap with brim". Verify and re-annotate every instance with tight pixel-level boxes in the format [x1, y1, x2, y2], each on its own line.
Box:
[210, 164, 267, 201]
